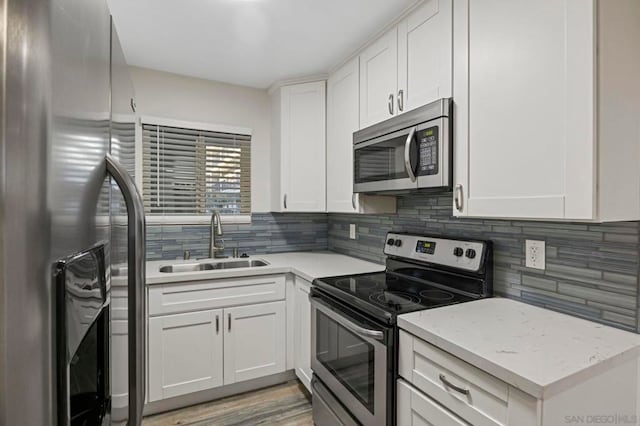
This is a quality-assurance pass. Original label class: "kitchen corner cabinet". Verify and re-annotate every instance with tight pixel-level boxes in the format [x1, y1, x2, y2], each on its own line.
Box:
[271, 81, 326, 212]
[326, 58, 396, 214]
[360, 0, 453, 128]
[453, 0, 640, 221]
[293, 277, 312, 392]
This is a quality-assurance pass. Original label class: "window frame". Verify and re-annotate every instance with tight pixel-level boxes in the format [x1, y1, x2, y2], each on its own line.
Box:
[136, 115, 253, 224]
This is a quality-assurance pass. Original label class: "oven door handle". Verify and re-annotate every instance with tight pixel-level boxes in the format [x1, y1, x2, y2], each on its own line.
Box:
[404, 126, 417, 182]
[312, 295, 385, 341]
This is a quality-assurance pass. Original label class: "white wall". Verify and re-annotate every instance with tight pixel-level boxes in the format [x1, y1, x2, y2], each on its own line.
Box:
[129, 66, 272, 212]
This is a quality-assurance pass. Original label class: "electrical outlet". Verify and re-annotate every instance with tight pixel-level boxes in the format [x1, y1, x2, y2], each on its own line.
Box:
[349, 224, 356, 240]
[525, 240, 545, 270]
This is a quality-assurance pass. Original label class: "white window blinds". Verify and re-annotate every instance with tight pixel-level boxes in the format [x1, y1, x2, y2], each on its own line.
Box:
[142, 123, 251, 215]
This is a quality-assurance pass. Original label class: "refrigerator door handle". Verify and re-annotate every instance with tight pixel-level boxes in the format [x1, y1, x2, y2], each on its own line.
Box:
[106, 154, 146, 426]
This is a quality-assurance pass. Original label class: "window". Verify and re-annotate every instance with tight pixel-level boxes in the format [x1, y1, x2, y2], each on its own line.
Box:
[142, 122, 251, 218]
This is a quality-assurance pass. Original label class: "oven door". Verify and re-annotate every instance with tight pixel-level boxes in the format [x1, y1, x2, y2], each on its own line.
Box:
[353, 126, 419, 193]
[311, 294, 389, 426]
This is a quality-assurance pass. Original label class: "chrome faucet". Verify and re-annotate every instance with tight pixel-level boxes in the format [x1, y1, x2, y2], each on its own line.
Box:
[209, 209, 226, 258]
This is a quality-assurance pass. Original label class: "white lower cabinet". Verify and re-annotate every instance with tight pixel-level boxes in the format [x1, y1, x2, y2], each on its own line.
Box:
[398, 379, 469, 426]
[398, 329, 640, 425]
[110, 285, 131, 419]
[147, 275, 287, 403]
[293, 278, 312, 392]
[223, 301, 286, 385]
[148, 309, 224, 402]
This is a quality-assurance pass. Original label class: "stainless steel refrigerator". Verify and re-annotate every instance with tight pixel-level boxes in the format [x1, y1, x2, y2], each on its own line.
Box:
[1, 0, 145, 424]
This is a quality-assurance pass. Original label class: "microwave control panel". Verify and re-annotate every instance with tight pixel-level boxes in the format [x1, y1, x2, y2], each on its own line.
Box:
[417, 126, 439, 176]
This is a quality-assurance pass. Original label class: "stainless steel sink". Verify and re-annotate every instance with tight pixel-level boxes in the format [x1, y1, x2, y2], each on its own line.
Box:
[159, 263, 216, 273]
[158, 259, 269, 273]
[209, 260, 269, 269]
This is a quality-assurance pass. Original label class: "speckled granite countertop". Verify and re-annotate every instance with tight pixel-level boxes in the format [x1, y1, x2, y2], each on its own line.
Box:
[399, 298, 640, 398]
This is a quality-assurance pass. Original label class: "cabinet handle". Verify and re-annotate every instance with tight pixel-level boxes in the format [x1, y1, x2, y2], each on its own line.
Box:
[397, 89, 404, 112]
[130, 97, 136, 113]
[283, 194, 287, 209]
[216, 315, 219, 334]
[228, 313, 231, 332]
[439, 374, 470, 396]
[352, 194, 357, 210]
[454, 184, 464, 212]
[388, 94, 394, 115]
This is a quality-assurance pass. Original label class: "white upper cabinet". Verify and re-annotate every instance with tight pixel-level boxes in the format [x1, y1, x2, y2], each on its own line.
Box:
[398, 0, 453, 112]
[271, 81, 326, 212]
[360, 0, 453, 128]
[326, 58, 397, 214]
[360, 29, 399, 128]
[327, 58, 361, 212]
[453, 0, 640, 221]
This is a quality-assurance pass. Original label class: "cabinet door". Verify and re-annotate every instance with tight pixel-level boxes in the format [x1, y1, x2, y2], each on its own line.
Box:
[110, 287, 129, 420]
[294, 278, 312, 392]
[148, 309, 223, 402]
[327, 58, 360, 213]
[453, 0, 594, 220]
[398, 0, 452, 112]
[223, 301, 286, 385]
[280, 81, 326, 212]
[397, 380, 470, 426]
[360, 28, 398, 127]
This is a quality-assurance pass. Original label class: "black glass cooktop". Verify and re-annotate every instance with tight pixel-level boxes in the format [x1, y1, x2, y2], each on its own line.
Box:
[313, 271, 477, 323]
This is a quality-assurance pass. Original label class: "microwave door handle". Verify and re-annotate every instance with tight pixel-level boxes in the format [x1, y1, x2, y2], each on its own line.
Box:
[404, 127, 417, 182]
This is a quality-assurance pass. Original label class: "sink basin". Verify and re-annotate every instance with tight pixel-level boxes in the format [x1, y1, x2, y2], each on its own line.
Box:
[208, 260, 269, 269]
[158, 259, 269, 273]
[159, 263, 216, 273]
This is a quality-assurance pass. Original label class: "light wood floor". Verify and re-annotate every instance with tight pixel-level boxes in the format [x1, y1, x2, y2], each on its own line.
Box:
[143, 381, 313, 426]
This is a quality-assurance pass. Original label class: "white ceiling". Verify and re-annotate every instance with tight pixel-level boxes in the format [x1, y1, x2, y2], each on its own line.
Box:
[107, 0, 417, 89]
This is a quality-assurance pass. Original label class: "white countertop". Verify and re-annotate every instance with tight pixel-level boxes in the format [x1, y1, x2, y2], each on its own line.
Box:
[144, 251, 384, 285]
[398, 298, 640, 399]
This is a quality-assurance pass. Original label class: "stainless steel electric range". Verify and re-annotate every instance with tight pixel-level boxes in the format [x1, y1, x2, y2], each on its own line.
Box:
[310, 232, 493, 426]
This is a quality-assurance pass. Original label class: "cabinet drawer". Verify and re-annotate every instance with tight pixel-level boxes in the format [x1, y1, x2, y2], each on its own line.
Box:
[398, 379, 470, 426]
[149, 275, 286, 316]
[399, 330, 509, 426]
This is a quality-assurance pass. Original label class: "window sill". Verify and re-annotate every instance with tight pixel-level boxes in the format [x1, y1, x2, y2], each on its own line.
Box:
[145, 215, 252, 225]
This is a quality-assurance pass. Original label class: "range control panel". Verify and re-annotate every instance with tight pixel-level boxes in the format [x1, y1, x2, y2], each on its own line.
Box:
[383, 233, 486, 272]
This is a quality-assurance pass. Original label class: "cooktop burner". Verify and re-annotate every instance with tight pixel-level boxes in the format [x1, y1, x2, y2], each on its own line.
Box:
[419, 289, 455, 302]
[370, 291, 421, 307]
[335, 277, 380, 292]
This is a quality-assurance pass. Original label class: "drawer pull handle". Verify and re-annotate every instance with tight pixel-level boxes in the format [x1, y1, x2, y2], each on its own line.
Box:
[439, 374, 469, 396]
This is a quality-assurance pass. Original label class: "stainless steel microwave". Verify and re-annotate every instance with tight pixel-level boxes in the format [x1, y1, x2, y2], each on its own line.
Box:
[353, 98, 452, 194]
